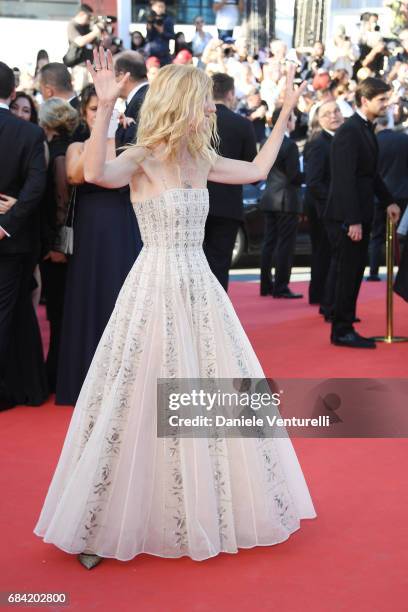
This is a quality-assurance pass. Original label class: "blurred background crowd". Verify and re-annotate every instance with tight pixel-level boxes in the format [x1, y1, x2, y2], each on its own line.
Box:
[10, 2, 408, 134]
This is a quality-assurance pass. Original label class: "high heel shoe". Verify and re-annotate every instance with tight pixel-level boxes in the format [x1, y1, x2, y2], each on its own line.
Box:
[78, 553, 103, 569]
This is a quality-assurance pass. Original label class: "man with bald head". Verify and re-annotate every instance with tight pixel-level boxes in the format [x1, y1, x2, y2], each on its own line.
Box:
[304, 101, 343, 314]
[38, 62, 78, 108]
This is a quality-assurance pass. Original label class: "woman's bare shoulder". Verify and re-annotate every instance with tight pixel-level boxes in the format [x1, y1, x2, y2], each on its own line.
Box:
[66, 141, 85, 156]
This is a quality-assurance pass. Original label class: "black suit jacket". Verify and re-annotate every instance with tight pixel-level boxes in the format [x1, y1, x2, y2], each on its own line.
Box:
[377, 129, 408, 201]
[263, 135, 303, 214]
[325, 112, 393, 225]
[304, 130, 332, 217]
[0, 108, 47, 254]
[115, 83, 149, 150]
[207, 104, 257, 220]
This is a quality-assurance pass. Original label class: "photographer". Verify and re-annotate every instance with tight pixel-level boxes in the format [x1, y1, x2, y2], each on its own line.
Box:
[144, 0, 175, 66]
[66, 4, 101, 92]
[304, 42, 332, 80]
[353, 12, 387, 79]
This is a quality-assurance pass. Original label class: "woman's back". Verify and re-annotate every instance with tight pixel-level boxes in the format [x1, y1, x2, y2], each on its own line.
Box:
[129, 146, 211, 203]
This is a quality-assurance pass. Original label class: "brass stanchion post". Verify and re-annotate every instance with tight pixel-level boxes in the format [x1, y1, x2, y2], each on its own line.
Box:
[373, 215, 408, 343]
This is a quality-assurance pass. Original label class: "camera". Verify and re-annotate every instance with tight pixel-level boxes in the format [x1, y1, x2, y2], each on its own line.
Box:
[147, 10, 164, 27]
[92, 14, 117, 35]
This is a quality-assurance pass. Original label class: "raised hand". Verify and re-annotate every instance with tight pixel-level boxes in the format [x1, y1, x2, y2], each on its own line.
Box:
[282, 62, 308, 114]
[86, 47, 130, 104]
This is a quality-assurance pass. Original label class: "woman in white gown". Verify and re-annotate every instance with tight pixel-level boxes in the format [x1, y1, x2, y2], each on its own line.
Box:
[34, 48, 317, 569]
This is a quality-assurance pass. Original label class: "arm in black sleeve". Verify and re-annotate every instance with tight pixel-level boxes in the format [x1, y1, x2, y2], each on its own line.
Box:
[162, 16, 175, 40]
[373, 173, 393, 209]
[146, 24, 155, 42]
[304, 139, 329, 200]
[241, 120, 257, 162]
[330, 125, 362, 225]
[0, 130, 46, 236]
[283, 140, 304, 186]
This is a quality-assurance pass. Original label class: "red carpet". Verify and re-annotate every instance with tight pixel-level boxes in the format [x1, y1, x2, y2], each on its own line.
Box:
[1, 281, 407, 611]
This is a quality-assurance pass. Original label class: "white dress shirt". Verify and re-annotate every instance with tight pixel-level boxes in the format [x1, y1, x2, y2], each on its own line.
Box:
[355, 108, 369, 123]
[126, 81, 148, 107]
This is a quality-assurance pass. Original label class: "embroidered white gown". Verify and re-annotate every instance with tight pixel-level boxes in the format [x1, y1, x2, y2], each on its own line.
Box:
[34, 186, 316, 562]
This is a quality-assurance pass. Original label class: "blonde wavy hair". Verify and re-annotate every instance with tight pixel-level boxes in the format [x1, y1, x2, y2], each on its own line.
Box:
[135, 64, 219, 164]
[38, 97, 78, 135]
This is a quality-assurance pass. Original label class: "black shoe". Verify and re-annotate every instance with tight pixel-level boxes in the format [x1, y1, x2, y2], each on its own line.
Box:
[353, 317, 361, 323]
[260, 285, 274, 296]
[331, 330, 376, 349]
[273, 289, 303, 299]
[366, 274, 381, 282]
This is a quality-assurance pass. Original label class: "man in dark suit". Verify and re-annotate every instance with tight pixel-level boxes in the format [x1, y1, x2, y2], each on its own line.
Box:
[114, 51, 149, 150]
[367, 115, 408, 280]
[0, 62, 47, 409]
[205, 73, 257, 291]
[38, 63, 88, 142]
[259, 109, 304, 299]
[304, 100, 343, 313]
[325, 78, 400, 348]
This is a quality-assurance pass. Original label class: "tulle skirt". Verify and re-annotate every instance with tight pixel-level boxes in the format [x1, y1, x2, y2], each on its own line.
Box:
[34, 246, 316, 561]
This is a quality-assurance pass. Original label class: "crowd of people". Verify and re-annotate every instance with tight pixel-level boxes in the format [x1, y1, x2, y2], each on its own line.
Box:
[1, 2, 408, 410]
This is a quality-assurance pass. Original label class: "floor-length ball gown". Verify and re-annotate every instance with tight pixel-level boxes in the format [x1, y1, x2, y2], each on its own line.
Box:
[34, 187, 316, 562]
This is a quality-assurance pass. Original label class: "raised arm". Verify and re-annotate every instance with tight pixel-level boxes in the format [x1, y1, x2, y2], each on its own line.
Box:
[208, 63, 307, 185]
[83, 47, 144, 188]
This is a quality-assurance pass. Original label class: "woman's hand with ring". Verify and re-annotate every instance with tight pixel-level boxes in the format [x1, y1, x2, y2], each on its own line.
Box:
[86, 46, 130, 105]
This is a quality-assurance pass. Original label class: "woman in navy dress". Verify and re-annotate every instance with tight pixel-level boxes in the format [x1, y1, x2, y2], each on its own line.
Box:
[56, 85, 142, 405]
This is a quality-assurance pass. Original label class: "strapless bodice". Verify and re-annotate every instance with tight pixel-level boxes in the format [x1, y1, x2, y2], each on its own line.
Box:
[132, 188, 209, 250]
